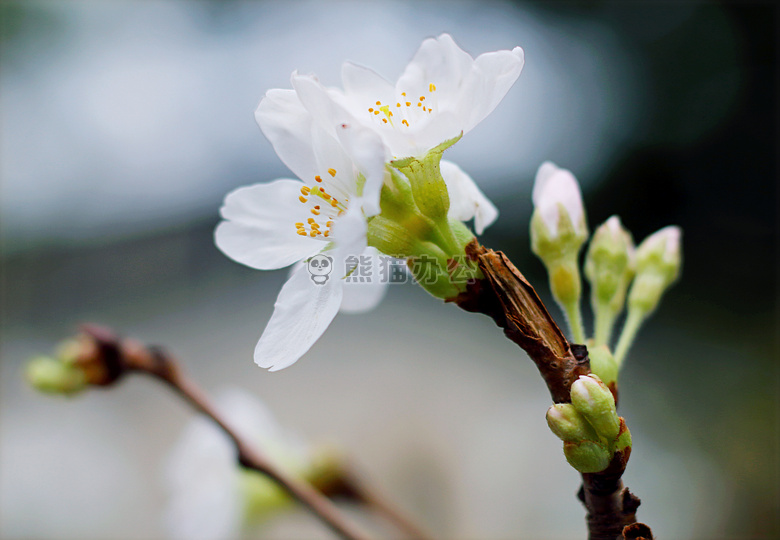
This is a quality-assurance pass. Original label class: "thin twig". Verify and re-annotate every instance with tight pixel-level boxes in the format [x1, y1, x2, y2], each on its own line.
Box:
[81, 325, 373, 540]
[452, 241, 653, 540]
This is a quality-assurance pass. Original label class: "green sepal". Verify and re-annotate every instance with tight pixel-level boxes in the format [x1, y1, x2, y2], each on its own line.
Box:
[563, 440, 611, 473]
[391, 133, 462, 223]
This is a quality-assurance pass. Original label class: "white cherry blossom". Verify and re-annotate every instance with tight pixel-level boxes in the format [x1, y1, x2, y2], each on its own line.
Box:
[215, 89, 387, 371]
[291, 33, 524, 160]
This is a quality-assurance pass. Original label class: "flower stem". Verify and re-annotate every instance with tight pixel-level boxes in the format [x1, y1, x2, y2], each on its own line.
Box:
[593, 302, 616, 347]
[562, 298, 587, 344]
[614, 308, 645, 368]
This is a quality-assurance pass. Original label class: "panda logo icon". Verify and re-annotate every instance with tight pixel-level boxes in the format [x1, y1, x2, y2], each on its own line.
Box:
[307, 254, 333, 285]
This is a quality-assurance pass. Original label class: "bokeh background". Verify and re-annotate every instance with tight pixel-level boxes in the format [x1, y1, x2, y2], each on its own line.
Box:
[1, 1, 776, 539]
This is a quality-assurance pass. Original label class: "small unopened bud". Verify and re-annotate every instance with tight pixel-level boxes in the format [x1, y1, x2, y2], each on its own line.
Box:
[530, 162, 588, 342]
[587, 344, 618, 387]
[570, 375, 620, 441]
[26, 356, 86, 395]
[585, 216, 635, 309]
[628, 226, 682, 315]
[546, 403, 598, 442]
[530, 162, 588, 263]
[563, 440, 611, 473]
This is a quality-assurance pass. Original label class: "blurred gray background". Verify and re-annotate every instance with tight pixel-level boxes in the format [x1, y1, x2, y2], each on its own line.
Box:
[1, 1, 776, 538]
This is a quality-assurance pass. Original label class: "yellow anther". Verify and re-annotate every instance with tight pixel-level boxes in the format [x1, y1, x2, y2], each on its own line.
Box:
[401, 92, 406, 96]
[402, 119, 409, 127]
[405, 101, 411, 106]
[299, 196, 308, 203]
[295, 222, 304, 228]
[374, 110, 380, 115]
[375, 101, 381, 106]
[315, 175, 322, 183]
[368, 107, 374, 112]
[309, 231, 318, 237]
[308, 218, 316, 223]
[326, 221, 334, 227]
[429, 83, 436, 92]
[382, 118, 388, 123]
[301, 186, 311, 195]
[311, 222, 320, 229]
[420, 96, 425, 101]
[423, 106, 427, 111]
[322, 193, 331, 200]
[311, 208, 320, 215]
[331, 200, 339, 207]
[396, 102, 401, 107]
[417, 102, 422, 107]
[297, 230, 307, 236]
[324, 231, 330, 237]
[328, 168, 337, 177]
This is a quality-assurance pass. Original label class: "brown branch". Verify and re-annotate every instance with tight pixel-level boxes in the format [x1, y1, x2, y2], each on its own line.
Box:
[451, 241, 653, 540]
[315, 464, 434, 540]
[79, 324, 373, 540]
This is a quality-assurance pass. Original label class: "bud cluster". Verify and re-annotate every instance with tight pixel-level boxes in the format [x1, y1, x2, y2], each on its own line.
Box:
[529, 162, 682, 373]
[546, 375, 631, 473]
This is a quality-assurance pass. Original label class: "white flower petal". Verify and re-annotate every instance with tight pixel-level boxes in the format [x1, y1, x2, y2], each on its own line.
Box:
[397, 34, 474, 107]
[532, 161, 585, 236]
[164, 418, 240, 540]
[460, 46, 525, 132]
[254, 262, 343, 371]
[292, 73, 351, 134]
[441, 160, 498, 235]
[341, 62, 395, 108]
[215, 180, 322, 270]
[255, 89, 318, 183]
[340, 247, 389, 313]
[335, 122, 388, 216]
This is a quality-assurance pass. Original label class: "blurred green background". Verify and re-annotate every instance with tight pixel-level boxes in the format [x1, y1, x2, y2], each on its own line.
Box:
[1, 1, 776, 539]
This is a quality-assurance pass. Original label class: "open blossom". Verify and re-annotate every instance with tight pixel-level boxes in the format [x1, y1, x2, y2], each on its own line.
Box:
[164, 389, 310, 540]
[215, 89, 387, 371]
[290, 33, 524, 160]
[216, 81, 499, 370]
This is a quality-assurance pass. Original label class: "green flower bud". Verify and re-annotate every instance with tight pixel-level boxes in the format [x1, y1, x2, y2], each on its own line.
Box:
[240, 469, 292, 524]
[587, 344, 618, 387]
[570, 375, 620, 441]
[585, 216, 635, 310]
[25, 356, 86, 395]
[563, 440, 611, 473]
[546, 403, 599, 442]
[627, 225, 681, 314]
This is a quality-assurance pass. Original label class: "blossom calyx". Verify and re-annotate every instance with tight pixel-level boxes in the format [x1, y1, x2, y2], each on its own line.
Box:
[570, 374, 620, 441]
[628, 226, 682, 315]
[391, 134, 461, 223]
